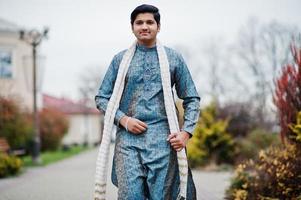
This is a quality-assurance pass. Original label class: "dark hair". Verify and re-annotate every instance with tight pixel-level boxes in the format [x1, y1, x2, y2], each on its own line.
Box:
[130, 4, 160, 25]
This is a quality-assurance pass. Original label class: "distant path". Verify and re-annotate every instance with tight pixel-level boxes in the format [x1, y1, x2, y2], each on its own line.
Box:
[0, 146, 232, 200]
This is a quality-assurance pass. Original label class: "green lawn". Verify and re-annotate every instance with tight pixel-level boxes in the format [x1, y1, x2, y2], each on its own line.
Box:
[21, 145, 93, 167]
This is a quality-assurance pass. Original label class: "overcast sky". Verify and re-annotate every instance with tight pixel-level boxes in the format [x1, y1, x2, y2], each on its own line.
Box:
[0, 0, 300, 100]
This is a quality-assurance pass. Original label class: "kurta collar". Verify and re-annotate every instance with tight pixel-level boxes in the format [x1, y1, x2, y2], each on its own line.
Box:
[136, 43, 157, 52]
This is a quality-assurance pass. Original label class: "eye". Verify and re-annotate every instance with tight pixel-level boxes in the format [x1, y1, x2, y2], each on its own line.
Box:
[146, 20, 155, 25]
[135, 20, 143, 25]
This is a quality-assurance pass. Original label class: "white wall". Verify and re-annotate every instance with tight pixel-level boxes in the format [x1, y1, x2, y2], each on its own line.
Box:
[62, 113, 103, 146]
[0, 31, 43, 111]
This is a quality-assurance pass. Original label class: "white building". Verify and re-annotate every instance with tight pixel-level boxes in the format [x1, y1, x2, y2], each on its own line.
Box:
[0, 18, 103, 146]
[0, 18, 43, 111]
[43, 94, 103, 146]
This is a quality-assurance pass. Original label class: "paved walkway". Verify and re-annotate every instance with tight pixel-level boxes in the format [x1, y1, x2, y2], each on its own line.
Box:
[0, 146, 232, 200]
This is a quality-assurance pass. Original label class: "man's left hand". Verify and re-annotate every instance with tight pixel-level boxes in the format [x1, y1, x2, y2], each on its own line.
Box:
[167, 131, 190, 152]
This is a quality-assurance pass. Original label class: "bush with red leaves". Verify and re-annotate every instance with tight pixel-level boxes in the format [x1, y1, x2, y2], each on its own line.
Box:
[0, 97, 32, 150]
[273, 43, 301, 143]
[39, 108, 69, 151]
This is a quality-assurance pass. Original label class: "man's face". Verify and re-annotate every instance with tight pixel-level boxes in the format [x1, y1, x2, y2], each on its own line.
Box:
[132, 13, 160, 45]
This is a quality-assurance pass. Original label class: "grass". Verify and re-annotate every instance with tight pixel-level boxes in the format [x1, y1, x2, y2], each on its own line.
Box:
[21, 145, 92, 167]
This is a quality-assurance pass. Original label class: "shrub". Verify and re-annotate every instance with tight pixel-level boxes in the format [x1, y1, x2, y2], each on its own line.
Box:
[0, 153, 23, 178]
[187, 103, 236, 167]
[227, 41, 301, 200]
[0, 97, 32, 150]
[288, 111, 301, 142]
[273, 43, 301, 143]
[225, 143, 301, 200]
[39, 108, 69, 151]
[186, 133, 207, 167]
[235, 129, 281, 164]
[217, 102, 257, 138]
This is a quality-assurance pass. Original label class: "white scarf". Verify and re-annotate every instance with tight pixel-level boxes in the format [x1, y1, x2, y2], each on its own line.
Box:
[94, 41, 188, 200]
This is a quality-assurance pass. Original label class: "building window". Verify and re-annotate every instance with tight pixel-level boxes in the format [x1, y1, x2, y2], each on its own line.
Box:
[0, 49, 13, 78]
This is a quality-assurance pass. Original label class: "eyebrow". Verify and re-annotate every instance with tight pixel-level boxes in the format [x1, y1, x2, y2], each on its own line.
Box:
[135, 19, 155, 23]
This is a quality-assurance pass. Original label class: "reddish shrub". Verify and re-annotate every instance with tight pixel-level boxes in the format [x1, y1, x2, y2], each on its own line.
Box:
[0, 97, 32, 149]
[39, 108, 69, 151]
[273, 43, 301, 143]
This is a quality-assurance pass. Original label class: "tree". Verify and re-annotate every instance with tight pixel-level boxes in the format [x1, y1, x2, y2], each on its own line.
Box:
[175, 38, 227, 103]
[78, 65, 105, 143]
[273, 42, 301, 143]
[217, 102, 256, 138]
[234, 18, 299, 127]
[78, 65, 103, 107]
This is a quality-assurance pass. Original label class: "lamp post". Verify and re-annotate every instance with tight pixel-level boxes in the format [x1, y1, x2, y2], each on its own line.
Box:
[20, 28, 49, 164]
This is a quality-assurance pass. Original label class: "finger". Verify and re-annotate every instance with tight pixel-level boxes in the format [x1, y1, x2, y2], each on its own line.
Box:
[129, 120, 145, 132]
[136, 124, 147, 133]
[171, 140, 185, 148]
[170, 141, 180, 147]
[134, 124, 146, 133]
[135, 124, 147, 132]
[132, 119, 145, 128]
[169, 137, 180, 144]
[132, 128, 142, 134]
[171, 145, 182, 151]
[137, 120, 148, 129]
[171, 144, 182, 149]
[171, 141, 182, 146]
[175, 148, 183, 152]
[167, 133, 177, 141]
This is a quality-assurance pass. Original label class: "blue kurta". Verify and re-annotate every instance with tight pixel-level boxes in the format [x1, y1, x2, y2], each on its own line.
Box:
[95, 43, 200, 200]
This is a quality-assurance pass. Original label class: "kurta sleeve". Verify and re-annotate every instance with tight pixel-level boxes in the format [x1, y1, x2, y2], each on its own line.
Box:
[174, 54, 201, 136]
[95, 54, 126, 127]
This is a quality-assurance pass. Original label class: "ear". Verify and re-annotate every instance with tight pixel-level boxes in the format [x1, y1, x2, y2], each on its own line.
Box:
[157, 24, 161, 32]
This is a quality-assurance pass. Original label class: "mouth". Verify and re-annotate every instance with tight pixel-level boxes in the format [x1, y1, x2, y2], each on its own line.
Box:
[140, 32, 149, 35]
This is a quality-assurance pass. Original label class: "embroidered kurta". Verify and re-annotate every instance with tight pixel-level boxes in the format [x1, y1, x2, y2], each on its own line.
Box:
[95, 44, 200, 200]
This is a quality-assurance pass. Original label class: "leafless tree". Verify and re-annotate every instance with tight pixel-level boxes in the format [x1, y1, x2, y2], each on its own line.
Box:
[78, 65, 105, 144]
[78, 65, 104, 107]
[201, 37, 227, 103]
[174, 38, 227, 104]
[233, 18, 299, 126]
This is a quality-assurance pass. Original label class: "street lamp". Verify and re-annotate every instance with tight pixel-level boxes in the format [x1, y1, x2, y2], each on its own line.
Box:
[19, 28, 49, 164]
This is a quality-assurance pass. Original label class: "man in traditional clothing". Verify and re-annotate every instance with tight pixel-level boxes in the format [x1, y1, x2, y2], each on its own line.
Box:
[94, 4, 200, 200]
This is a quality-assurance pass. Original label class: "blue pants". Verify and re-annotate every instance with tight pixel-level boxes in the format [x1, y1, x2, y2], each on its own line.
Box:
[111, 123, 197, 200]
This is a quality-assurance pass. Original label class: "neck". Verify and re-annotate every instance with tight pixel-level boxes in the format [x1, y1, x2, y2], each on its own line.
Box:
[137, 39, 157, 48]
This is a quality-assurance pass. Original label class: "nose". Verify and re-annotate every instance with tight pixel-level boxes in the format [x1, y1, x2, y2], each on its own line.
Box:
[141, 22, 148, 29]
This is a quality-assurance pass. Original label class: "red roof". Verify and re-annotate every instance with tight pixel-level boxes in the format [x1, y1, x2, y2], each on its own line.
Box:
[43, 94, 99, 115]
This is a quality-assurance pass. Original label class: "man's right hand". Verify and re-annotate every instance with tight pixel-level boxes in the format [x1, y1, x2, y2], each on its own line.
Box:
[120, 116, 148, 134]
